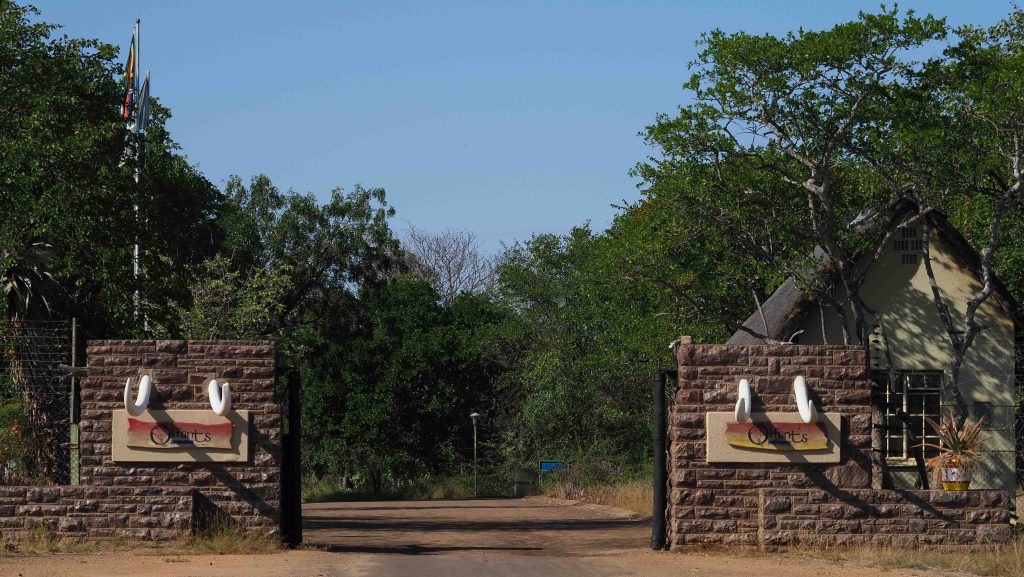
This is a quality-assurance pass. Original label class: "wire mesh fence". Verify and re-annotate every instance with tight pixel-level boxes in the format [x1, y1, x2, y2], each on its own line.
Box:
[0, 320, 72, 485]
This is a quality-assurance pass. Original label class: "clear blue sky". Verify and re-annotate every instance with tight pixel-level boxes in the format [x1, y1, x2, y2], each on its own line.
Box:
[35, 1, 1016, 254]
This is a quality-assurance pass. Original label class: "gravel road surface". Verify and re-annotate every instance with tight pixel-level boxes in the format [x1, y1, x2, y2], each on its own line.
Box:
[1, 497, 928, 576]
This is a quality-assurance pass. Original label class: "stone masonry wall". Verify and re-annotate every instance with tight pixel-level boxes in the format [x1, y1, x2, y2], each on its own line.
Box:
[759, 488, 1012, 549]
[669, 343, 1011, 549]
[0, 340, 281, 542]
[669, 343, 873, 547]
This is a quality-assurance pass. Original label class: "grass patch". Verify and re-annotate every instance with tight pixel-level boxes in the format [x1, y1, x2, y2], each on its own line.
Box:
[537, 458, 654, 516]
[790, 541, 1024, 577]
[542, 479, 653, 516]
[4, 524, 281, 557]
[176, 523, 282, 555]
[8, 527, 134, 555]
[302, 475, 350, 503]
[302, 472, 509, 503]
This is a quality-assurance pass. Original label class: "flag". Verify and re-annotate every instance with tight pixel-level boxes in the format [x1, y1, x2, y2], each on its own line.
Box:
[121, 33, 136, 120]
[122, 21, 140, 122]
[135, 71, 150, 132]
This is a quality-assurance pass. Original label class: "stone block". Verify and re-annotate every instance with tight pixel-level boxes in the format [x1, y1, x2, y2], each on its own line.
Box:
[156, 340, 187, 354]
[25, 487, 61, 503]
[834, 390, 871, 405]
[24, 517, 58, 531]
[16, 504, 67, 517]
[779, 365, 824, 378]
[826, 462, 870, 489]
[58, 517, 85, 532]
[694, 508, 733, 519]
[819, 504, 846, 519]
[824, 365, 867, 380]
[115, 528, 151, 539]
[673, 519, 714, 533]
[831, 349, 866, 366]
[0, 487, 26, 499]
[73, 500, 100, 514]
[129, 516, 162, 529]
[0, 516, 25, 529]
[977, 524, 1013, 544]
[763, 498, 791, 514]
[979, 491, 1010, 509]
[736, 469, 769, 481]
[964, 510, 992, 524]
[759, 530, 794, 546]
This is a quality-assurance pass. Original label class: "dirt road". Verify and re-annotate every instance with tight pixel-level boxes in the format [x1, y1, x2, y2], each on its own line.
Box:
[1, 498, 930, 576]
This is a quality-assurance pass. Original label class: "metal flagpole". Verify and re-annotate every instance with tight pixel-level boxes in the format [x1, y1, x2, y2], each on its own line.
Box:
[132, 19, 141, 328]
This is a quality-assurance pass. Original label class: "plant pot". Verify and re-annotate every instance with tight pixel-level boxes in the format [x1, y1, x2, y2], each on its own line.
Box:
[941, 466, 972, 491]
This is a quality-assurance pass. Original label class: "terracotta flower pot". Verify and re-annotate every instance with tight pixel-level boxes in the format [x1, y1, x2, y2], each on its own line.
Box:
[941, 466, 972, 491]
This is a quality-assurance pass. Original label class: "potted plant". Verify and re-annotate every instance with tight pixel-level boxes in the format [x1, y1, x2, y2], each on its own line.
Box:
[919, 410, 990, 491]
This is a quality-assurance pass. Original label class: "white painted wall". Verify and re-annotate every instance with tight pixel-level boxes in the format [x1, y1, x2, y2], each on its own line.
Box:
[798, 225, 1016, 491]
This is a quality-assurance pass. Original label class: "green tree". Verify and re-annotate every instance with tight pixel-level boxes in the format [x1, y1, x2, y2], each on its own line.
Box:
[161, 254, 290, 340]
[635, 6, 1024, 425]
[218, 175, 401, 355]
[0, 1, 129, 324]
[634, 7, 946, 344]
[302, 276, 513, 493]
[493, 226, 682, 468]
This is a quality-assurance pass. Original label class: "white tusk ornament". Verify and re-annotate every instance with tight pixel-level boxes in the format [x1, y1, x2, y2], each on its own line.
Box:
[734, 378, 752, 423]
[124, 374, 153, 416]
[208, 379, 232, 416]
[793, 375, 817, 423]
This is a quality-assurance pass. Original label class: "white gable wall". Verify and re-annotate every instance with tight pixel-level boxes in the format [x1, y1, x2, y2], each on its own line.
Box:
[798, 225, 1016, 491]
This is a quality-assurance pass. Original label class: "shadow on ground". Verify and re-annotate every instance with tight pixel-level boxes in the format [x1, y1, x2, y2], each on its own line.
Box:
[303, 498, 650, 557]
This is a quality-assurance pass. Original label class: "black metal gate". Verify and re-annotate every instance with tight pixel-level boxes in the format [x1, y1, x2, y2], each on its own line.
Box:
[280, 367, 303, 546]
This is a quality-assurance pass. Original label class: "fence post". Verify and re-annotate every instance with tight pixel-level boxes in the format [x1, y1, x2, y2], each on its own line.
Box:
[69, 318, 80, 485]
[280, 368, 303, 546]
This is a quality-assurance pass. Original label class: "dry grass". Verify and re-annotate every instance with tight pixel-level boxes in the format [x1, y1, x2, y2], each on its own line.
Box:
[3, 524, 281, 557]
[790, 541, 1024, 577]
[7, 527, 135, 555]
[175, 523, 282, 555]
[302, 473, 506, 503]
[544, 479, 653, 517]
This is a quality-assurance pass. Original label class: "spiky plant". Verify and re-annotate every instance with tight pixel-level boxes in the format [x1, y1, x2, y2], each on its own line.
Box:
[918, 410, 990, 482]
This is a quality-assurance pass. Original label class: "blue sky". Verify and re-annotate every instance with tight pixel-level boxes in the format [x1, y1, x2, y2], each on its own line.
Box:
[35, 1, 1017, 254]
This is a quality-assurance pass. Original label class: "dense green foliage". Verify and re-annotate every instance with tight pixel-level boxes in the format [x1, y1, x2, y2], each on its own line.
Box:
[302, 277, 514, 492]
[5, 1, 1024, 490]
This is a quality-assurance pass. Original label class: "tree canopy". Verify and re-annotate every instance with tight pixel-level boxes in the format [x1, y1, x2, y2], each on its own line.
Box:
[6, 1, 1024, 491]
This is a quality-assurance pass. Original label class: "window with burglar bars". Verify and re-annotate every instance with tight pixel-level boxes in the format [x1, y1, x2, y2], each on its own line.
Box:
[884, 371, 942, 461]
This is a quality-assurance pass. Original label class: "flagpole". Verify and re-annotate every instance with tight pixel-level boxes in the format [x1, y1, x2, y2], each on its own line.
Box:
[132, 18, 141, 329]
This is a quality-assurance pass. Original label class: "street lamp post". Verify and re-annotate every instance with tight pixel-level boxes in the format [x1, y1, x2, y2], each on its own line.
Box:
[470, 412, 481, 497]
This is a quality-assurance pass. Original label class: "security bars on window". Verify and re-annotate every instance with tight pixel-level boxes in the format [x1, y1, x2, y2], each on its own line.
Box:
[884, 371, 942, 460]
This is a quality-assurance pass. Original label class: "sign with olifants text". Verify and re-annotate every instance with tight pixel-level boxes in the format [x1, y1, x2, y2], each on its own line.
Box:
[111, 409, 249, 463]
[705, 412, 841, 463]
[724, 421, 829, 451]
[126, 416, 234, 449]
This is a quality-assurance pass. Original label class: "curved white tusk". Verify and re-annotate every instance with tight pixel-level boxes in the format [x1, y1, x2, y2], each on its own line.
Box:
[208, 379, 232, 416]
[124, 374, 152, 416]
[793, 375, 817, 423]
[734, 379, 752, 422]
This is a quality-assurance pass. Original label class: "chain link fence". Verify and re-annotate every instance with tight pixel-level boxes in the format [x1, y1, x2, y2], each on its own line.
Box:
[0, 320, 72, 485]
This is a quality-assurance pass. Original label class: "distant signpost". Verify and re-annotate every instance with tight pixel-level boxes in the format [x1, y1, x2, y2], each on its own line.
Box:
[539, 460, 567, 472]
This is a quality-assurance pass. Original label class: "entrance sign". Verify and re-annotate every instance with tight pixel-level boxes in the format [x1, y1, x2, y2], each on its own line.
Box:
[126, 416, 233, 449]
[112, 409, 250, 463]
[724, 421, 828, 451]
[705, 412, 841, 463]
